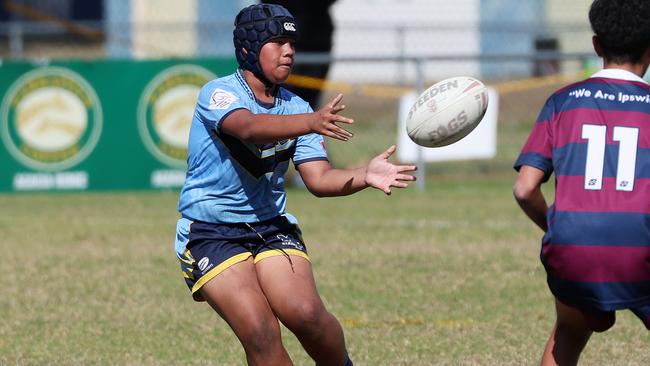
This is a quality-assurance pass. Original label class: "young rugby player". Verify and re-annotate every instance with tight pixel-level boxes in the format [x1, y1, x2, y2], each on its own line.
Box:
[173, 4, 416, 365]
[514, 0, 650, 364]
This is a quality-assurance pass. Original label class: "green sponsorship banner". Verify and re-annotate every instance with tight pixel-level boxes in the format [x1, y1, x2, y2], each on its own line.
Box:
[0, 58, 237, 192]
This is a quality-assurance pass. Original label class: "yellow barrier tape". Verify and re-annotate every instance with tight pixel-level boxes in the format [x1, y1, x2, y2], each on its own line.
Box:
[493, 71, 583, 95]
[287, 74, 408, 98]
[286, 71, 586, 99]
[4, 0, 177, 56]
[4, 0, 103, 40]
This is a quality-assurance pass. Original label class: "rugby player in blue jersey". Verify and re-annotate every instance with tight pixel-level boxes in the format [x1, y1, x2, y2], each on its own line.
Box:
[174, 4, 416, 366]
[514, 0, 650, 365]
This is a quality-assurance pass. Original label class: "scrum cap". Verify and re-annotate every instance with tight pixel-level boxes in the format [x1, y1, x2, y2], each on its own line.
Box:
[233, 4, 298, 77]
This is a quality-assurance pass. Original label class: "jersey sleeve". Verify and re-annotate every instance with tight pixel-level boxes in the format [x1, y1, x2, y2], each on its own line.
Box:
[289, 100, 329, 165]
[195, 81, 247, 132]
[513, 96, 555, 181]
[293, 133, 329, 165]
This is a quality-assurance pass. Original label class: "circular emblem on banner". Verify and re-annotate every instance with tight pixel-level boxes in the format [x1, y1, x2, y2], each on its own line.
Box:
[1, 67, 103, 171]
[138, 64, 216, 168]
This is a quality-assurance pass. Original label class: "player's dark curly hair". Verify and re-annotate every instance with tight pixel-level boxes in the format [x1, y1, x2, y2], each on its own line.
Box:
[589, 0, 650, 64]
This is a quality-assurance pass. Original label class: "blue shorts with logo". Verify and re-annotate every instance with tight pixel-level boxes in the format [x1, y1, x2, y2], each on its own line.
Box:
[175, 215, 309, 301]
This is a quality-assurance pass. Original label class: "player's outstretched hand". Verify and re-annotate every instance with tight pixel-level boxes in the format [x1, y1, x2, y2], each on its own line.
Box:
[365, 145, 417, 195]
[311, 93, 354, 141]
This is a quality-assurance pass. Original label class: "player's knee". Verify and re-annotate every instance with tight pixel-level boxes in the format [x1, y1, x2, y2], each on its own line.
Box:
[239, 319, 282, 355]
[286, 301, 328, 335]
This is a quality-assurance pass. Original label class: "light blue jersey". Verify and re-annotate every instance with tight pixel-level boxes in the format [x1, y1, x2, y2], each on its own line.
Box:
[178, 69, 328, 224]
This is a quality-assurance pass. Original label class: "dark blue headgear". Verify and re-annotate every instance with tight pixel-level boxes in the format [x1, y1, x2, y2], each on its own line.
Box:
[233, 4, 298, 79]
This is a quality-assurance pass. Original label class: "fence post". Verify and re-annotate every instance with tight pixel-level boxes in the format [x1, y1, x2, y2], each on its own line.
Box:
[397, 26, 406, 82]
[9, 21, 24, 58]
[414, 58, 426, 191]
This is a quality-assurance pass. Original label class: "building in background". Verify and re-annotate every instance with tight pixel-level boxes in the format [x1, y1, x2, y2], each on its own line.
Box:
[331, 0, 481, 83]
[0, 0, 611, 193]
[1, 0, 104, 58]
[1, 0, 596, 82]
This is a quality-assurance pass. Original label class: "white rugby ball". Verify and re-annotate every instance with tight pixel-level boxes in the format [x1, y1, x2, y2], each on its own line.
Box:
[406, 76, 489, 147]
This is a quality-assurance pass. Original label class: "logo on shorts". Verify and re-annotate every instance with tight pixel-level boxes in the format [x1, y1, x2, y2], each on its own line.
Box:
[1, 67, 103, 171]
[197, 257, 210, 273]
[276, 234, 305, 251]
[138, 64, 216, 168]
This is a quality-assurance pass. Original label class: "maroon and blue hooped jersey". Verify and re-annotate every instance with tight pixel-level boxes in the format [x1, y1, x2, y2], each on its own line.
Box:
[515, 69, 650, 312]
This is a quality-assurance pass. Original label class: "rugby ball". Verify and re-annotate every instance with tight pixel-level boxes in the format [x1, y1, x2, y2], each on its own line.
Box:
[406, 76, 489, 147]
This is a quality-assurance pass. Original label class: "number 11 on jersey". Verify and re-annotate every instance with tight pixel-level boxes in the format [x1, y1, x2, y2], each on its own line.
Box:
[582, 124, 639, 192]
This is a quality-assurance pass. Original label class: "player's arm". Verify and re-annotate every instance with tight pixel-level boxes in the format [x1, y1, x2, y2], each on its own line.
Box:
[221, 94, 354, 144]
[513, 165, 548, 232]
[297, 145, 417, 197]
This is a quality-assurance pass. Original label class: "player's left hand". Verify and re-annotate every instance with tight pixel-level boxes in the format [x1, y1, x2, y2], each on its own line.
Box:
[365, 145, 417, 195]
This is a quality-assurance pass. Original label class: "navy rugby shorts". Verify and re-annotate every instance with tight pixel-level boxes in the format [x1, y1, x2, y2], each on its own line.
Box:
[175, 215, 309, 301]
[557, 296, 650, 330]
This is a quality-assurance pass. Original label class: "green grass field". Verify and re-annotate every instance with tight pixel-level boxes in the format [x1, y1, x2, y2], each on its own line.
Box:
[1, 88, 649, 365]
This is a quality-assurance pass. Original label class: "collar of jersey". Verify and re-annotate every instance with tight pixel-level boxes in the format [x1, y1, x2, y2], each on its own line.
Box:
[235, 69, 281, 108]
[591, 68, 649, 84]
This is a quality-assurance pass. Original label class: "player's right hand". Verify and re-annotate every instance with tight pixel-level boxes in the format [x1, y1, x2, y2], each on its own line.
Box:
[311, 93, 354, 141]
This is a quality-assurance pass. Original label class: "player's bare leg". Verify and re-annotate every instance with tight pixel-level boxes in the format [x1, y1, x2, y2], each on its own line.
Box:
[257, 255, 349, 366]
[540, 299, 593, 366]
[200, 257, 292, 366]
